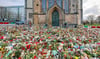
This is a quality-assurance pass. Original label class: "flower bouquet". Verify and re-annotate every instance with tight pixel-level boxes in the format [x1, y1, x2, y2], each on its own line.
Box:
[15, 50, 21, 58]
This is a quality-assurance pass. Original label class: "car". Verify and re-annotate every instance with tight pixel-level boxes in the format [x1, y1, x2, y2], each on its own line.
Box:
[16, 20, 25, 25]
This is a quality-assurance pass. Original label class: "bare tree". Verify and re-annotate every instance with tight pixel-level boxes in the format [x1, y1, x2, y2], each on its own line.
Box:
[96, 16, 100, 24]
[87, 15, 95, 24]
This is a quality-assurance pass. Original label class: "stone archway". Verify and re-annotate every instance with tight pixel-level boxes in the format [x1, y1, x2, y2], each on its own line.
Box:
[47, 4, 65, 27]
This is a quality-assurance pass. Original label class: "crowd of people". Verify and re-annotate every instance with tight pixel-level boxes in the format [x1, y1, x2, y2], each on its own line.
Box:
[0, 25, 100, 59]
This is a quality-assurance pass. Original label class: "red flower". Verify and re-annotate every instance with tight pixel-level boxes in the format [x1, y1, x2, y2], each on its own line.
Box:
[14, 39, 17, 40]
[28, 45, 31, 49]
[40, 38, 43, 41]
[36, 42, 39, 45]
[91, 26, 96, 28]
[61, 42, 64, 44]
[70, 57, 73, 59]
[35, 33, 37, 35]
[26, 42, 28, 44]
[0, 36, 4, 39]
[34, 56, 37, 59]
[89, 40, 91, 42]
[18, 57, 21, 59]
[76, 39, 79, 40]
[1, 55, 3, 58]
[97, 26, 100, 28]
[30, 42, 33, 44]
[10, 40, 13, 42]
[64, 54, 67, 57]
[22, 47, 25, 50]
[26, 44, 31, 49]
[71, 49, 73, 51]
[48, 37, 51, 39]
[97, 43, 100, 45]
[24, 33, 26, 35]
[69, 40, 72, 42]
[68, 46, 70, 48]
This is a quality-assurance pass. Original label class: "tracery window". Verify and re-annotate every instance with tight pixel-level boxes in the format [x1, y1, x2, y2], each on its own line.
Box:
[64, 0, 69, 13]
[48, 0, 54, 9]
[56, 0, 62, 8]
[42, 0, 47, 13]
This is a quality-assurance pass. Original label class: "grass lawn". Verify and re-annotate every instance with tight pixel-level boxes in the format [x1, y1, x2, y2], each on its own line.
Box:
[84, 24, 100, 26]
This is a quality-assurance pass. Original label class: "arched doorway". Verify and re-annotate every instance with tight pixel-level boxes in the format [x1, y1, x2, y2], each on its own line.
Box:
[47, 4, 65, 27]
[52, 10, 59, 26]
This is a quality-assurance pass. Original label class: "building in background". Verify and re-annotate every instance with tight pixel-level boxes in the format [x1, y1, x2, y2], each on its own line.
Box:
[25, 0, 33, 24]
[0, 6, 25, 22]
[25, 0, 83, 26]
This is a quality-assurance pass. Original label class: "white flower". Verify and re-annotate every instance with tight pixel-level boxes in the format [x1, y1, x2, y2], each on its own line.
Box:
[73, 37, 76, 40]
[35, 36, 39, 38]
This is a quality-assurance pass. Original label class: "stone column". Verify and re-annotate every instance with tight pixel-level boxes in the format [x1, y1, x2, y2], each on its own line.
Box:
[47, 0, 48, 10]
[62, 0, 64, 9]
[77, 0, 83, 25]
[33, 0, 41, 29]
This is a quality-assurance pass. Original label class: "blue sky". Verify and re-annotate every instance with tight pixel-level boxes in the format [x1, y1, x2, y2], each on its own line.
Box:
[0, 0, 100, 20]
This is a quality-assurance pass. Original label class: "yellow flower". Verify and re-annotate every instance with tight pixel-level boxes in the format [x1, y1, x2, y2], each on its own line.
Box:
[0, 48, 3, 51]
[75, 56, 78, 59]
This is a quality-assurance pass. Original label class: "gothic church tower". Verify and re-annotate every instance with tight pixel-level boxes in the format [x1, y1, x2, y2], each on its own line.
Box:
[33, 0, 41, 25]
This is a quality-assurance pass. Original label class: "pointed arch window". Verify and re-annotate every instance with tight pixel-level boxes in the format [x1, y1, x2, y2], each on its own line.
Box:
[48, 0, 54, 9]
[56, 0, 62, 8]
[42, 0, 47, 13]
[64, 0, 69, 13]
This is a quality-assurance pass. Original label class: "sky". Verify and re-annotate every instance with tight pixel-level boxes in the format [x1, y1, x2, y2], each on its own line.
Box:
[0, 0, 100, 20]
[83, 0, 100, 20]
[0, 0, 24, 6]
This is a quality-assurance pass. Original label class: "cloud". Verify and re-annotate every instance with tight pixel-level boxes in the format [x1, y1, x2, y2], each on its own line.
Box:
[83, 0, 100, 20]
[84, 5, 100, 16]
[83, 0, 88, 3]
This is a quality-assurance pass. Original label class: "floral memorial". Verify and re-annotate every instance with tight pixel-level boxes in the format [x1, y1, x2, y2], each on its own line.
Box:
[0, 25, 100, 59]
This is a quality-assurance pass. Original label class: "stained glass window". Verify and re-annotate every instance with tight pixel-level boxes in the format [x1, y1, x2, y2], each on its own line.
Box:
[64, 0, 69, 13]
[42, 0, 47, 13]
[48, 0, 54, 9]
[56, 0, 62, 8]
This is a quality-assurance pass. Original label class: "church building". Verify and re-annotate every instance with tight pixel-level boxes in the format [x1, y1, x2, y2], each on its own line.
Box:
[25, 0, 83, 26]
